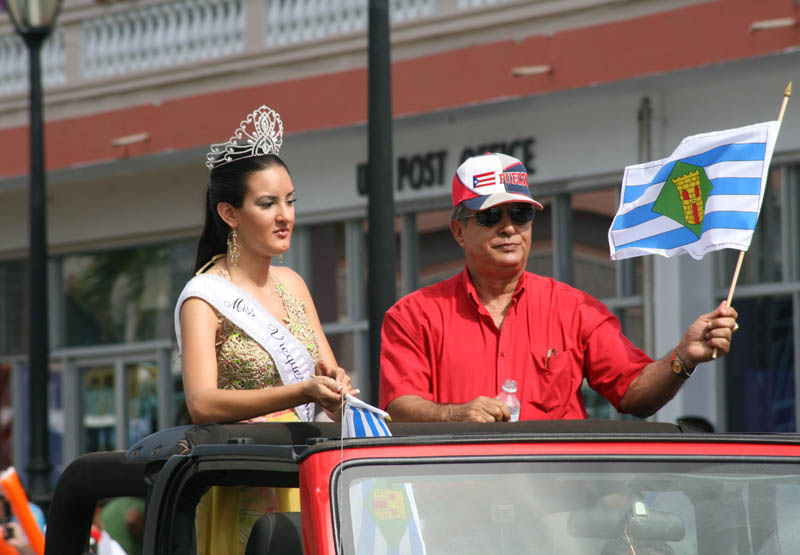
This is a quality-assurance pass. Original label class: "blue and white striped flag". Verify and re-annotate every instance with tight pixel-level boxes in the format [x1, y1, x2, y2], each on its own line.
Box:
[609, 121, 780, 260]
[342, 394, 391, 438]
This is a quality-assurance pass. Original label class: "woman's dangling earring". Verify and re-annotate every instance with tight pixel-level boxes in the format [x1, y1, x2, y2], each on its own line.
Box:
[227, 229, 240, 267]
[278, 254, 283, 264]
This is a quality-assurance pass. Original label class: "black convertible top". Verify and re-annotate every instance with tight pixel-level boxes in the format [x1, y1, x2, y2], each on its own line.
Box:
[125, 419, 688, 463]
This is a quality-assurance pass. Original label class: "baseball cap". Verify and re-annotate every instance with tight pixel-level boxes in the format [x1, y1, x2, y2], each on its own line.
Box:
[451, 152, 543, 211]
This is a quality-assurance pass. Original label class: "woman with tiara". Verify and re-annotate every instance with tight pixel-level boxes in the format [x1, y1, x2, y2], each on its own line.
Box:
[174, 105, 354, 553]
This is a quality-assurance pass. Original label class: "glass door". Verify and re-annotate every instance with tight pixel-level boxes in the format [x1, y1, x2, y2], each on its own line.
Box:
[81, 364, 117, 452]
[76, 353, 164, 454]
[126, 360, 159, 446]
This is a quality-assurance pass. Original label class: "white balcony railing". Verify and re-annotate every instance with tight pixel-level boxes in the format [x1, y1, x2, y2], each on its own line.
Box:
[264, 0, 436, 47]
[82, 0, 245, 79]
[0, 0, 519, 98]
[0, 27, 65, 96]
[458, 0, 511, 8]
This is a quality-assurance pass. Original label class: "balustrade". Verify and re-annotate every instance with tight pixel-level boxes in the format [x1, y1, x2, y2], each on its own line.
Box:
[0, 0, 516, 97]
[0, 28, 65, 96]
[458, 0, 511, 8]
[264, 0, 436, 47]
[82, 0, 245, 79]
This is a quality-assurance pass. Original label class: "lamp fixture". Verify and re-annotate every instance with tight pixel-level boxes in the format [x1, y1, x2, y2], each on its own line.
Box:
[510, 65, 553, 77]
[111, 132, 151, 148]
[4, 0, 63, 34]
[750, 17, 796, 32]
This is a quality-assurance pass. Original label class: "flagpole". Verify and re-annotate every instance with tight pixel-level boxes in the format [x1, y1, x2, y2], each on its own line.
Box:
[713, 81, 792, 358]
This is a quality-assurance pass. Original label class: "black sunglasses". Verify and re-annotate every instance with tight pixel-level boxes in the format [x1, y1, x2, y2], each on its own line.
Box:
[468, 204, 535, 227]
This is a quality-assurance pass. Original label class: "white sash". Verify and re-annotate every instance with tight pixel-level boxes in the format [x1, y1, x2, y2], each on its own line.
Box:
[174, 273, 315, 422]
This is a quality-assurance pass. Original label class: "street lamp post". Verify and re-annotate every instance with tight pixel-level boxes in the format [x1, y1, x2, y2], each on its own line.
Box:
[5, 0, 63, 505]
[367, 0, 395, 404]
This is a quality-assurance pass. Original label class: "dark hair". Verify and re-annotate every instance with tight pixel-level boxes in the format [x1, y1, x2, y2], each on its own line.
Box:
[194, 154, 289, 272]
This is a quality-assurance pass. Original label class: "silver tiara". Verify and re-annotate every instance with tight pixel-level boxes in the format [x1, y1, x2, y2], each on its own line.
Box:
[205, 105, 284, 170]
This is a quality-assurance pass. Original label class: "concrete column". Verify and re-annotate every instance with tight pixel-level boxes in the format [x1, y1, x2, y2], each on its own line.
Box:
[401, 213, 419, 295]
[551, 193, 573, 285]
[63, 21, 82, 87]
[61, 359, 82, 465]
[244, 0, 266, 52]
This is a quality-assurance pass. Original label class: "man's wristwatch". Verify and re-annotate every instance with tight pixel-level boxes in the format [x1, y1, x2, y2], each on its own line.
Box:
[671, 349, 695, 379]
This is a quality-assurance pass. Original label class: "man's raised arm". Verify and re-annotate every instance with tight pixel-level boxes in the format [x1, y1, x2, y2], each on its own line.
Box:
[619, 301, 738, 418]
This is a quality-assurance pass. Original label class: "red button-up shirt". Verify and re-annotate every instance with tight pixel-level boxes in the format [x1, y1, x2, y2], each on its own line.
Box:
[379, 268, 651, 420]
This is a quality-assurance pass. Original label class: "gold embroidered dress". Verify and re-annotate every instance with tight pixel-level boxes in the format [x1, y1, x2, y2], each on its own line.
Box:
[196, 278, 319, 555]
[215, 280, 320, 420]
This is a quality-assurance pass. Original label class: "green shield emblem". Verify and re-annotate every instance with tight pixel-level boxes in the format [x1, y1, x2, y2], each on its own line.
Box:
[652, 160, 712, 238]
[365, 479, 411, 548]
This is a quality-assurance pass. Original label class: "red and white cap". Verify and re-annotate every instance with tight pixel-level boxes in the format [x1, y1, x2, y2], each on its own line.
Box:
[451, 152, 543, 210]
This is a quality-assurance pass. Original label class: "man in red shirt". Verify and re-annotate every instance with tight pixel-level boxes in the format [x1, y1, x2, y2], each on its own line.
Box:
[379, 152, 739, 422]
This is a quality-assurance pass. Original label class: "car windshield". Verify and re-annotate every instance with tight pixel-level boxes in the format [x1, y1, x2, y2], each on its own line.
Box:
[338, 460, 800, 555]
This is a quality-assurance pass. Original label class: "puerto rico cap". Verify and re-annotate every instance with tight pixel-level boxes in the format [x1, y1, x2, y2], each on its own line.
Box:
[451, 152, 543, 211]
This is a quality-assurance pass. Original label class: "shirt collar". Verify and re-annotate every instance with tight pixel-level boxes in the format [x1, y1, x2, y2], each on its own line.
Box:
[460, 265, 527, 307]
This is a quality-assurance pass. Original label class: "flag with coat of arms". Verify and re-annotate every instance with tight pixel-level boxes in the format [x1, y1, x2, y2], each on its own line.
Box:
[341, 395, 427, 554]
[608, 120, 780, 261]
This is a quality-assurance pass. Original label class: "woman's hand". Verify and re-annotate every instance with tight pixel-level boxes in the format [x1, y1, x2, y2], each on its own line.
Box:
[317, 360, 357, 397]
[303, 376, 344, 413]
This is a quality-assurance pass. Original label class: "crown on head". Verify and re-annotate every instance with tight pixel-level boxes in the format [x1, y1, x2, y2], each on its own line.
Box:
[206, 105, 284, 170]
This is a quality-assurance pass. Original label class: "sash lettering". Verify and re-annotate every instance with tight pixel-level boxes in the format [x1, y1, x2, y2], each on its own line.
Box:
[225, 297, 256, 318]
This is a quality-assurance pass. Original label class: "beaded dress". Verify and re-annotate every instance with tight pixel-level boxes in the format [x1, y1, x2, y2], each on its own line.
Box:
[194, 274, 319, 555]
[215, 279, 320, 420]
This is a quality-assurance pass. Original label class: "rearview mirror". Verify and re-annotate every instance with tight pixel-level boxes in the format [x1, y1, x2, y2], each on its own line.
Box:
[567, 504, 685, 541]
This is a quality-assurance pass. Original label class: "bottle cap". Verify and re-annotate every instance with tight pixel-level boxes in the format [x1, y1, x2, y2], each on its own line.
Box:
[502, 379, 517, 394]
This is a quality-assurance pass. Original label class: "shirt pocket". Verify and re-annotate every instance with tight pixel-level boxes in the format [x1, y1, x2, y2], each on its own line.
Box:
[524, 350, 569, 415]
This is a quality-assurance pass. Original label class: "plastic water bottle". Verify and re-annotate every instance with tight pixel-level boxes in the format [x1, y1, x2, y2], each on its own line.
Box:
[496, 379, 521, 422]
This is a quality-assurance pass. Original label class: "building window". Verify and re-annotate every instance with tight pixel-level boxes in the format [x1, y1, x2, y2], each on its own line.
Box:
[724, 295, 794, 432]
[416, 208, 466, 288]
[527, 195, 554, 279]
[718, 165, 800, 431]
[571, 189, 619, 299]
[308, 223, 347, 324]
[0, 260, 27, 356]
[287, 222, 371, 385]
[62, 245, 174, 346]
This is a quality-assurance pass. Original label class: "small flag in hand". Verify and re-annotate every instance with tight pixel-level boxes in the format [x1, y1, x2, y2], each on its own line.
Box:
[342, 394, 391, 438]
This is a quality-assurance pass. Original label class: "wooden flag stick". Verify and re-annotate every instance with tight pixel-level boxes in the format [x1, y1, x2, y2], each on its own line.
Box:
[778, 81, 793, 121]
[722, 251, 745, 310]
[713, 81, 792, 358]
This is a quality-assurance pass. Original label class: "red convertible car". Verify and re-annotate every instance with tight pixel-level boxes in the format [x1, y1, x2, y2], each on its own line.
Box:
[45, 420, 800, 554]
